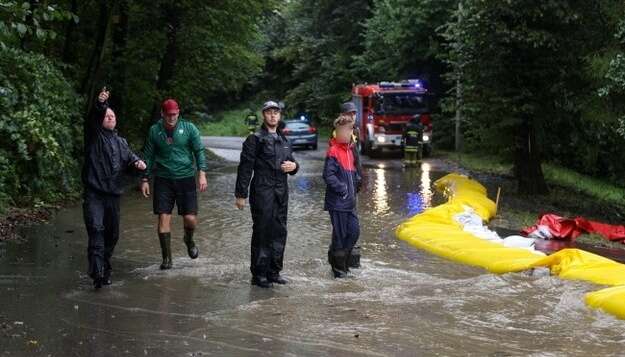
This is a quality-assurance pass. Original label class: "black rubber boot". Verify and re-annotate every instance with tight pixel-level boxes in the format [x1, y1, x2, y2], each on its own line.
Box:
[159, 232, 172, 270]
[348, 246, 361, 269]
[93, 269, 104, 290]
[331, 250, 348, 278]
[102, 270, 112, 286]
[251, 276, 273, 288]
[93, 278, 103, 289]
[103, 260, 112, 285]
[268, 274, 287, 285]
[183, 228, 199, 259]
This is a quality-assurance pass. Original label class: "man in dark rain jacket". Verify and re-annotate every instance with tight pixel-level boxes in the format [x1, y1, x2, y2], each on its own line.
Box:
[82, 88, 146, 289]
[235, 101, 299, 288]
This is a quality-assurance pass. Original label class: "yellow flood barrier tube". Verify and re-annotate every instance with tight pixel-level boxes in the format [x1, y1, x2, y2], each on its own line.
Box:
[396, 173, 625, 319]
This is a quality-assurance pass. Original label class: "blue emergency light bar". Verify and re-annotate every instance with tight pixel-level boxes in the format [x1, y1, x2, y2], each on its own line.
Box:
[379, 79, 426, 90]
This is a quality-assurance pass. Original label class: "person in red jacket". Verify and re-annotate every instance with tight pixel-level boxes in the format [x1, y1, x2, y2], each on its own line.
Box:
[323, 114, 361, 278]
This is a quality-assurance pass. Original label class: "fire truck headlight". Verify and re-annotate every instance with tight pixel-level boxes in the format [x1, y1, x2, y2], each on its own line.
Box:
[423, 134, 430, 142]
[376, 135, 386, 143]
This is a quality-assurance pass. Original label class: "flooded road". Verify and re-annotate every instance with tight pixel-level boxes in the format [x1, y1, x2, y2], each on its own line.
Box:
[2, 141, 625, 356]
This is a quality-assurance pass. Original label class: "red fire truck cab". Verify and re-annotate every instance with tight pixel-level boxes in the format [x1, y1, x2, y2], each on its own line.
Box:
[352, 79, 433, 156]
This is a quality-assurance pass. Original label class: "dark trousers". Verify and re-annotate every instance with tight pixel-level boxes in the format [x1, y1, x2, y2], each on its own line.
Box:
[250, 198, 288, 278]
[329, 210, 360, 254]
[404, 145, 421, 165]
[83, 189, 120, 279]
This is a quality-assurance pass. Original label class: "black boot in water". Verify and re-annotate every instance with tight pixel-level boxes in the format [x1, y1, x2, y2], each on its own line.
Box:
[331, 250, 349, 278]
[159, 232, 172, 270]
[92, 269, 105, 290]
[251, 276, 273, 288]
[348, 246, 361, 269]
[268, 274, 287, 284]
[102, 271, 112, 286]
[183, 228, 199, 259]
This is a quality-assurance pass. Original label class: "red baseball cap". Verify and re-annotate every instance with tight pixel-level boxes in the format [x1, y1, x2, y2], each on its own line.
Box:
[161, 99, 180, 114]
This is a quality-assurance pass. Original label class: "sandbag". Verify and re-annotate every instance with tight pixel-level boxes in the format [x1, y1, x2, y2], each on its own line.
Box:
[396, 173, 625, 320]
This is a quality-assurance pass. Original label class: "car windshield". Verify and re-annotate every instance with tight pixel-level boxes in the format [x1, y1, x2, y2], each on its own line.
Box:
[374, 92, 428, 115]
[285, 121, 311, 130]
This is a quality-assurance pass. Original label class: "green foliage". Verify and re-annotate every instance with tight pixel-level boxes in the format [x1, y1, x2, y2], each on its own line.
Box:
[197, 106, 259, 137]
[0, 47, 82, 211]
[440, 150, 625, 210]
[0, 0, 74, 48]
[356, 0, 455, 83]
[2, 0, 625, 208]
[259, 0, 372, 124]
[435, 0, 625, 193]
[443, 0, 585, 152]
[0, 0, 275, 212]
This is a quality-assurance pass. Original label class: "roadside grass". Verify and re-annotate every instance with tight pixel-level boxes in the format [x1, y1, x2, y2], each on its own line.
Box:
[197, 107, 257, 137]
[438, 150, 625, 212]
[577, 233, 625, 249]
[198, 104, 334, 140]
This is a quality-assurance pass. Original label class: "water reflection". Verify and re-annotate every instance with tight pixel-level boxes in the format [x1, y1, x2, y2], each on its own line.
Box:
[420, 162, 433, 208]
[295, 176, 313, 191]
[373, 168, 389, 215]
[403, 163, 434, 216]
[406, 192, 424, 216]
[3, 159, 625, 356]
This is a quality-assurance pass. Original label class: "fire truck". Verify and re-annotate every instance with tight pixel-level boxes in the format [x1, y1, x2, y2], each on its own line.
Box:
[352, 79, 433, 156]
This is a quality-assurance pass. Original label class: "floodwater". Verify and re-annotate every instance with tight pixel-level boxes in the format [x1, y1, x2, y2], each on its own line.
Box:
[2, 150, 625, 356]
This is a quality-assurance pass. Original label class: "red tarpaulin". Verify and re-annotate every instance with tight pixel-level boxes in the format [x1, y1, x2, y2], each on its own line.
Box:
[522, 213, 625, 241]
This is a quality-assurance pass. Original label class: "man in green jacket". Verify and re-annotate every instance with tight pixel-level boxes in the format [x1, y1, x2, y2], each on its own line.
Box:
[141, 99, 208, 270]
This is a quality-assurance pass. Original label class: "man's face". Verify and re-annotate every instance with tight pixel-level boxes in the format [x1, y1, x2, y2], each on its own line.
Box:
[163, 110, 180, 129]
[262, 108, 281, 128]
[102, 108, 116, 130]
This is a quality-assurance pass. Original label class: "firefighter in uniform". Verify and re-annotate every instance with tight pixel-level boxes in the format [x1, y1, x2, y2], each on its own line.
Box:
[244, 110, 259, 134]
[403, 115, 424, 167]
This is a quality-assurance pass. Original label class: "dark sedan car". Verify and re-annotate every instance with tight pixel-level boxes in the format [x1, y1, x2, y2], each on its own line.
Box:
[282, 120, 318, 150]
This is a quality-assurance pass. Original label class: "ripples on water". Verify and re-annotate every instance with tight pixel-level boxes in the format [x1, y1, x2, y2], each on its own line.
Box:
[3, 160, 625, 355]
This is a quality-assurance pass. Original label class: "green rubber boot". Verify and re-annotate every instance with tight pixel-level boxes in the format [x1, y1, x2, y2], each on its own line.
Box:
[159, 232, 172, 270]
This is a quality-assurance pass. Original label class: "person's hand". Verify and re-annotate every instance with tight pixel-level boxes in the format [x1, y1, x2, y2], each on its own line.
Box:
[134, 160, 147, 171]
[140, 181, 150, 198]
[281, 160, 297, 173]
[198, 171, 207, 192]
[235, 197, 246, 210]
[98, 87, 110, 103]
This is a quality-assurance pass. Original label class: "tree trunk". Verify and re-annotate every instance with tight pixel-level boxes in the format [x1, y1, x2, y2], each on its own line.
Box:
[61, 0, 78, 64]
[109, 0, 128, 120]
[513, 116, 549, 195]
[81, 0, 116, 115]
[147, 4, 180, 126]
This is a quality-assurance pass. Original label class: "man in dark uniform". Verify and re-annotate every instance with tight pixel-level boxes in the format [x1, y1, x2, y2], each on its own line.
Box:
[235, 101, 299, 288]
[403, 115, 424, 167]
[83, 88, 146, 289]
[340, 101, 363, 268]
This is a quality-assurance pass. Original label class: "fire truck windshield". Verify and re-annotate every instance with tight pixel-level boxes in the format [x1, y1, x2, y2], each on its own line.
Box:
[374, 92, 428, 115]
